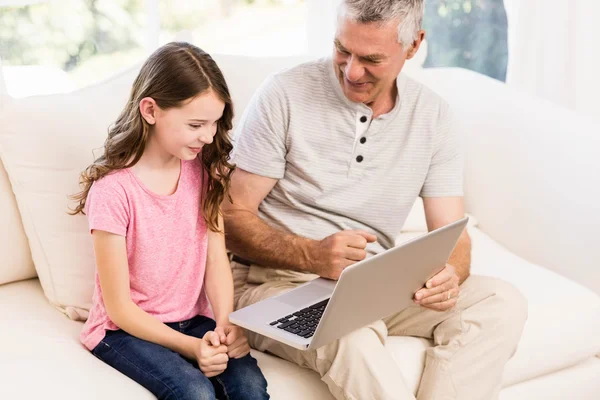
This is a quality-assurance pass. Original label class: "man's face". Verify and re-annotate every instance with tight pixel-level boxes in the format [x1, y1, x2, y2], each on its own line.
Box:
[333, 16, 419, 105]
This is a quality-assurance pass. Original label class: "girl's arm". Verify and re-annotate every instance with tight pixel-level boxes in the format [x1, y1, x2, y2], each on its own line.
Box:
[204, 214, 251, 359]
[204, 214, 234, 328]
[93, 230, 228, 376]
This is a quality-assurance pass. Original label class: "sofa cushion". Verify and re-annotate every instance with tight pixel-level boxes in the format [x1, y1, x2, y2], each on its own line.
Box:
[468, 227, 600, 386]
[0, 61, 35, 286]
[0, 279, 155, 400]
[2, 224, 599, 399]
[415, 68, 600, 295]
[0, 159, 36, 286]
[0, 67, 136, 318]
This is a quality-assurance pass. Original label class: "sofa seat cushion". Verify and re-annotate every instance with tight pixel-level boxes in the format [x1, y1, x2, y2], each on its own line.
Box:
[1, 227, 599, 399]
[468, 227, 600, 385]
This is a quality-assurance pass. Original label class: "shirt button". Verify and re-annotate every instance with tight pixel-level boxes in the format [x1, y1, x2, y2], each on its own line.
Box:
[356, 155, 364, 163]
[360, 116, 368, 123]
[360, 137, 366, 144]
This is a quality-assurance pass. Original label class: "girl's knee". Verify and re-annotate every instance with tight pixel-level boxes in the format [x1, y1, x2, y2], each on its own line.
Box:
[176, 377, 216, 400]
[222, 355, 269, 399]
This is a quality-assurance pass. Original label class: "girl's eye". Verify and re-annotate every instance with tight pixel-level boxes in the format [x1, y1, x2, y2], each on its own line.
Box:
[189, 124, 202, 129]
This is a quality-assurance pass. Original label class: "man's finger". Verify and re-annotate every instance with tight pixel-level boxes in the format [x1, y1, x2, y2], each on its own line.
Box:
[415, 279, 455, 301]
[418, 287, 459, 305]
[354, 231, 377, 243]
[422, 297, 457, 312]
[345, 234, 368, 249]
[343, 247, 367, 261]
[426, 265, 456, 288]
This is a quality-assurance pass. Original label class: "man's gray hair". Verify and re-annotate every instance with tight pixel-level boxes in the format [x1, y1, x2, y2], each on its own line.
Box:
[339, 0, 425, 47]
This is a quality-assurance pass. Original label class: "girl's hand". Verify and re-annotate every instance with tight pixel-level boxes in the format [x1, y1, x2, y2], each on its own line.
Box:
[194, 331, 229, 377]
[216, 325, 251, 359]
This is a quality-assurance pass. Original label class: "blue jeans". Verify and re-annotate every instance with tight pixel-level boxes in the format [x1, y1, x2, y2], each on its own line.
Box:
[92, 315, 269, 400]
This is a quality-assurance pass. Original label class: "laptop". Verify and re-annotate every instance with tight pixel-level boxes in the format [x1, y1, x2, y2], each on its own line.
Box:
[229, 217, 468, 350]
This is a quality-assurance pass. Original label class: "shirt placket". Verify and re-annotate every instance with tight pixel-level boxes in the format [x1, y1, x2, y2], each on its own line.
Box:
[347, 110, 371, 177]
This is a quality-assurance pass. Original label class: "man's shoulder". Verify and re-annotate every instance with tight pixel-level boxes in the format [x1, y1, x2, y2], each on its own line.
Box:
[400, 72, 450, 112]
[267, 58, 330, 93]
[274, 57, 328, 80]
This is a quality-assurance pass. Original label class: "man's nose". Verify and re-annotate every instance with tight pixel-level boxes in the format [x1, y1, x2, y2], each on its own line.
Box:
[345, 56, 364, 82]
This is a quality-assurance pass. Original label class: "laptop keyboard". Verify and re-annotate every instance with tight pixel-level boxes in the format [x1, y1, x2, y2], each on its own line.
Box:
[268, 298, 329, 339]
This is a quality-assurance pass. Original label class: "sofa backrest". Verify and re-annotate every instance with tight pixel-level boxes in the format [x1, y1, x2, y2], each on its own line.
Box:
[416, 68, 600, 294]
[0, 51, 448, 317]
[0, 59, 36, 286]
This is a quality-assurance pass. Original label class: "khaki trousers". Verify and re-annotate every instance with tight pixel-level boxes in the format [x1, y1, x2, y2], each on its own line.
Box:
[232, 262, 527, 400]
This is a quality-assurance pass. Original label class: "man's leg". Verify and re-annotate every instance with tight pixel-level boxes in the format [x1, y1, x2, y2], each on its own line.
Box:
[383, 275, 528, 400]
[232, 262, 415, 400]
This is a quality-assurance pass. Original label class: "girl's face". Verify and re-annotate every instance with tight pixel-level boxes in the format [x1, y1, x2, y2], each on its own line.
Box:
[145, 89, 226, 161]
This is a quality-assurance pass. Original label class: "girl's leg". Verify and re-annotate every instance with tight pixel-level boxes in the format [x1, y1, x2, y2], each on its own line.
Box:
[92, 329, 216, 400]
[214, 354, 270, 400]
[185, 316, 270, 399]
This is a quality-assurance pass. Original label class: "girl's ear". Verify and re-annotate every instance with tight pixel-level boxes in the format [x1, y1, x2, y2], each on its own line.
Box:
[139, 97, 157, 125]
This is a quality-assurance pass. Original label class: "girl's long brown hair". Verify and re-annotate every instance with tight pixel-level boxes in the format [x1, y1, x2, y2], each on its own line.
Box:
[71, 42, 235, 232]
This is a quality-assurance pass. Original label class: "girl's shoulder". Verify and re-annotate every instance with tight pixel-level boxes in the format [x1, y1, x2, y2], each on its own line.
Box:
[84, 169, 132, 216]
[90, 168, 131, 192]
[86, 169, 135, 208]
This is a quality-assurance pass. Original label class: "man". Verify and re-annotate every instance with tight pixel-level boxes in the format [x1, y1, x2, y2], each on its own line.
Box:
[222, 1, 527, 399]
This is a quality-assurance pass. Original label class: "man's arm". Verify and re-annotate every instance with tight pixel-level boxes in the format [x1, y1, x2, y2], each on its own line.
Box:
[222, 168, 376, 279]
[423, 196, 471, 283]
[413, 196, 471, 311]
[222, 168, 314, 273]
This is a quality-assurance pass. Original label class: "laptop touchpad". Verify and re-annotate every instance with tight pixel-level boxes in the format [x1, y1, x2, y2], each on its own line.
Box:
[276, 282, 332, 308]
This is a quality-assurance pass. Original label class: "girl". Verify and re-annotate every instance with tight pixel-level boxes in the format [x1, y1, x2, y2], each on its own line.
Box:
[71, 42, 269, 400]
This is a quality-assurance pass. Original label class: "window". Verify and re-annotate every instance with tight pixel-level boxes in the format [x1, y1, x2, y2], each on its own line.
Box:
[0, 0, 307, 98]
[423, 0, 508, 82]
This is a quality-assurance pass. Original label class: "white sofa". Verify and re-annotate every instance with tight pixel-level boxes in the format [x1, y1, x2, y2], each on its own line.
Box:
[1, 54, 599, 399]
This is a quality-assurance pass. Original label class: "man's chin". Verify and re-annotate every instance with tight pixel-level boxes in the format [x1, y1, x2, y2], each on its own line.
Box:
[343, 88, 371, 104]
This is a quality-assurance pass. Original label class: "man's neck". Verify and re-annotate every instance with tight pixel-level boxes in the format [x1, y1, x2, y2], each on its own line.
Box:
[368, 82, 398, 119]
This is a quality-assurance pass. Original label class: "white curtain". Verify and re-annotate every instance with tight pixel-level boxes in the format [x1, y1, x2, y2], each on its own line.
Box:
[505, 0, 600, 120]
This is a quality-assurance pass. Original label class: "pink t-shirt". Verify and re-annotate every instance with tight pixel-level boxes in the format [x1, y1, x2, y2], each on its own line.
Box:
[80, 157, 212, 351]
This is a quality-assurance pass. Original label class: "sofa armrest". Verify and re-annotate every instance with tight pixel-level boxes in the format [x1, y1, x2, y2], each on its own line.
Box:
[415, 68, 600, 294]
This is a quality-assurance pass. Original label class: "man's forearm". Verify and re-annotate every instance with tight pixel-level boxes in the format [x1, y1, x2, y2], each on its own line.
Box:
[449, 231, 471, 284]
[224, 208, 315, 273]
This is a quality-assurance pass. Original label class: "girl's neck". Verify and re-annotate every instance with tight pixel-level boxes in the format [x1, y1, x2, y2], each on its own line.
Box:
[131, 136, 182, 197]
[137, 135, 180, 171]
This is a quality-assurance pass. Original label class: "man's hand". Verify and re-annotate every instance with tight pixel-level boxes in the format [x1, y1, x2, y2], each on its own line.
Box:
[414, 264, 460, 311]
[309, 230, 377, 280]
[215, 325, 251, 359]
[192, 331, 229, 377]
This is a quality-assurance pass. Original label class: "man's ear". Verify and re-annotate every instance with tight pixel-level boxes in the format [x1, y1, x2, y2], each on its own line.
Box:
[139, 97, 157, 125]
[406, 30, 426, 60]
